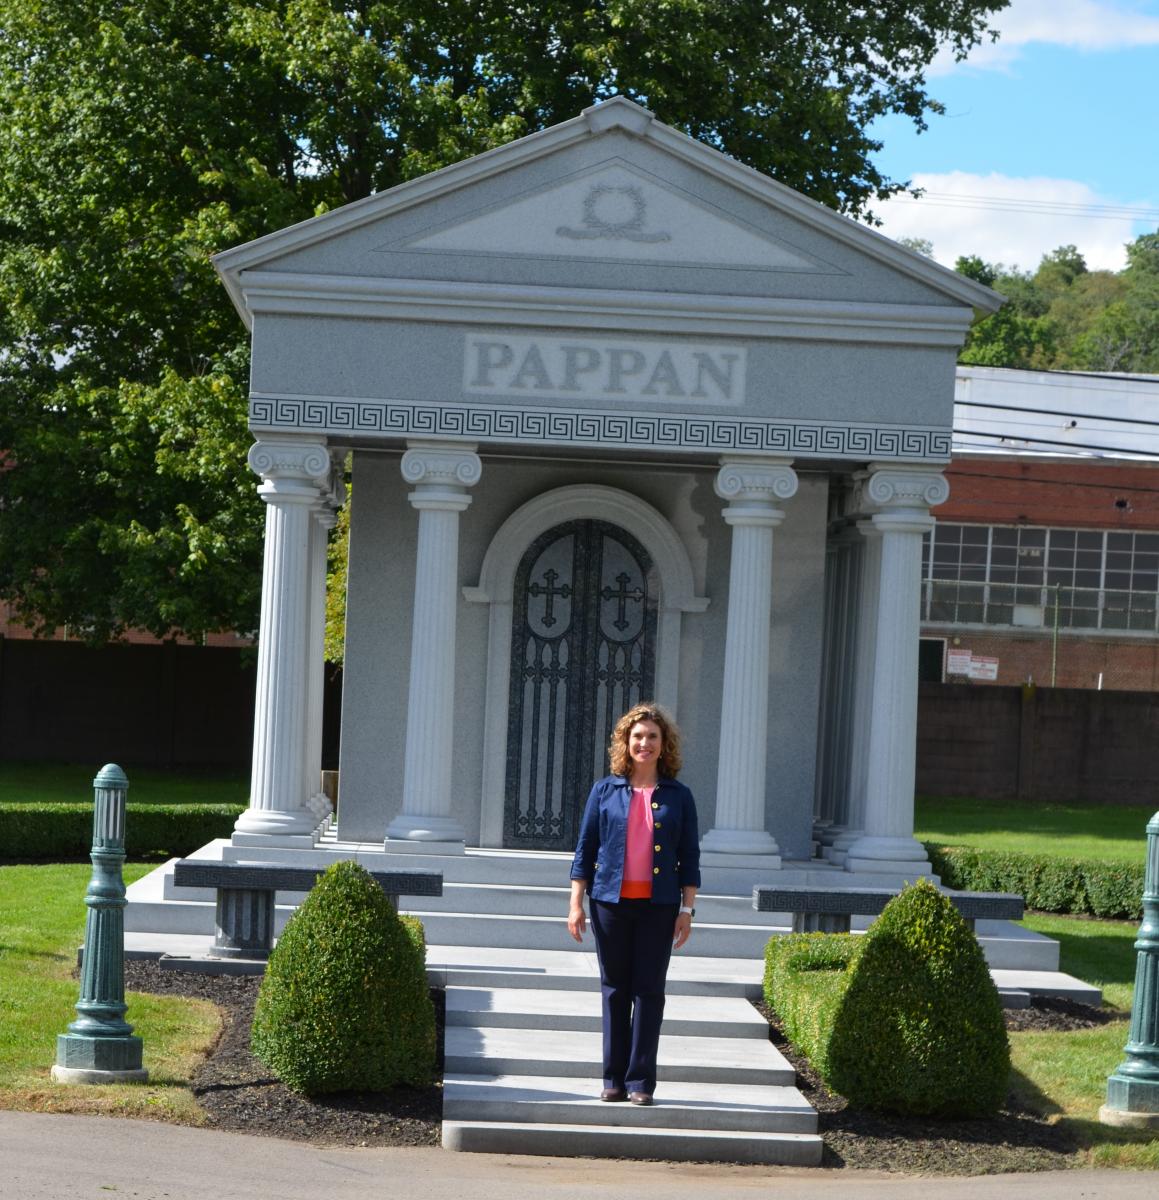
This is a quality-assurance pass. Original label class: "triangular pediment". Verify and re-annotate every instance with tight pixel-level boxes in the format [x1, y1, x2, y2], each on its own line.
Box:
[386, 159, 838, 275]
[215, 96, 1000, 327]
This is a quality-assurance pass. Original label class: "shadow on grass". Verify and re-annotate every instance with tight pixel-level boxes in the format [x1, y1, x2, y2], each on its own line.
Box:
[1008, 1064, 1066, 1119]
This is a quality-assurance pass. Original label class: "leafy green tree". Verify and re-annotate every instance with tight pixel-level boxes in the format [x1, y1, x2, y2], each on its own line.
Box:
[0, 0, 1010, 642]
[955, 232, 1159, 374]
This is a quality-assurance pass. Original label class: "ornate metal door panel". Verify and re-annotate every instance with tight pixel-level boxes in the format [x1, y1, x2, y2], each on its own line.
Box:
[504, 520, 657, 850]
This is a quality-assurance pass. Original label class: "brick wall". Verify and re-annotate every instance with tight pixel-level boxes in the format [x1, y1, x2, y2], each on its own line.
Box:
[922, 628, 1159, 691]
[940, 458, 1159, 530]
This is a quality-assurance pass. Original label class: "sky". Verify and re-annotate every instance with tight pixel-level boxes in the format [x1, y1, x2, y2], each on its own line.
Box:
[867, 0, 1159, 274]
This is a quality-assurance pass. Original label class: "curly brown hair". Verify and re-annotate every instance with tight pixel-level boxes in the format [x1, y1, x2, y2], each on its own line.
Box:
[607, 701, 683, 780]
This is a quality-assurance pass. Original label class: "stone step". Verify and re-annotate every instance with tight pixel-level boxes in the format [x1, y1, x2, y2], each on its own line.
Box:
[443, 1026, 796, 1086]
[407, 911, 778, 959]
[443, 1073, 817, 1133]
[446, 987, 770, 1038]
[441, 1119, 823, 1166]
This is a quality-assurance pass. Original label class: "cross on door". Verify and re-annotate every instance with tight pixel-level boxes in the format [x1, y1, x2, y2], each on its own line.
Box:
[527, 568, 572, 628]
[601, 571, 645, 631]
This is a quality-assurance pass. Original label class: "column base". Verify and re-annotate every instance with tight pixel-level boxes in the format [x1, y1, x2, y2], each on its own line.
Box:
[825, 828, 862, 865]
[233, 806, 318, 840]
[384, 812, 467, 846]
[701, 826, 781, 859]
[843, 834, 928, 863]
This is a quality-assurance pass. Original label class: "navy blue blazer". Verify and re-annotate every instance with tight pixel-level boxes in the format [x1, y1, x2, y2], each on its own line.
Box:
[570, 775, 701, 905]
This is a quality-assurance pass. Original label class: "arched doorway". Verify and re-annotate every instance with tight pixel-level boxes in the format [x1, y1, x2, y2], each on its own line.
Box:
[503, 519, 658, 850]
[467, 484, 708, 848]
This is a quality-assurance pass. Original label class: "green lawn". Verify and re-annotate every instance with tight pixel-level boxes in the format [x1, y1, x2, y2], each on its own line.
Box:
[1014, 911, 1157, 1169]
[0, 763, 247, 808]
[0, 863, 219, 1122]
[915, 796, 1155, 863]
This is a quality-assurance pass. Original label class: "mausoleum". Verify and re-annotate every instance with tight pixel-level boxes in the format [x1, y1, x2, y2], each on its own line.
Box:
[212, 97, 1000, 874]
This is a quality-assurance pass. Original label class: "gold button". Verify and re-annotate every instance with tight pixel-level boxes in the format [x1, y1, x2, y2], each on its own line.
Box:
[651, 802, 659, 809]
[654, 844, 662, 852]
[653, 867, 660, 875]
[655, 822, 661, 829]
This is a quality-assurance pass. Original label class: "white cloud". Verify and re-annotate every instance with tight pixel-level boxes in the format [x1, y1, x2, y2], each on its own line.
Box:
[872, 171, 1153, 271]
[930, 0, 1159, 74]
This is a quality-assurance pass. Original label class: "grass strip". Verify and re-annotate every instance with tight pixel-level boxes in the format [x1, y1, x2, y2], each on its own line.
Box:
[0, 863, 219, 1123]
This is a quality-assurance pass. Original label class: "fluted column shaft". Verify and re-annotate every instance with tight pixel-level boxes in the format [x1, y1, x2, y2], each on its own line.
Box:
[235, 439, 331, 843]
[845, 466, 947, 873]
[703, 457, 798, 860]
[386, 442, 481, 844]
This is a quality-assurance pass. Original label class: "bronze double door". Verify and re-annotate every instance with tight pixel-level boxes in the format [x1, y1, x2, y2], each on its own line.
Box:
[503, 519, 658, 851]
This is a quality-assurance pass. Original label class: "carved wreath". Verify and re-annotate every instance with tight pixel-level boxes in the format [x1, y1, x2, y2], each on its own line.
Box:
[556, 185, 671, 243]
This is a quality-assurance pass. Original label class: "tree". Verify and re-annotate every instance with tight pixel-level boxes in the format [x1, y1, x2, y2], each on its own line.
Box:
[955, 232, 1159, 375]
[0, 0, 1011, 642]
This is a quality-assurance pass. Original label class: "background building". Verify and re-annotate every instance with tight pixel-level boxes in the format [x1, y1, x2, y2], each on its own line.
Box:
[920, 366, 1159, 691]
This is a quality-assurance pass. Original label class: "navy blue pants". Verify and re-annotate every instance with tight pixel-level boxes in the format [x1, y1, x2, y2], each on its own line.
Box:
[589, 897, 679, 1095]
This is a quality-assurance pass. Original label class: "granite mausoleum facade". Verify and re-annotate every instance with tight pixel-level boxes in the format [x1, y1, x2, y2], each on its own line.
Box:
[213, 98, 999, 873]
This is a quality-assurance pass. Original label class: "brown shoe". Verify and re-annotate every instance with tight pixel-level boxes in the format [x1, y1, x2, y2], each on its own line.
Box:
[628, 1092, 653, 1106]
[600, 1088, 626, 1102]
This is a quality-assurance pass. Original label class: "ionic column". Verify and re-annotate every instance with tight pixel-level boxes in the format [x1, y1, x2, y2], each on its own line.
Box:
[845, 466, 947, 874]
[385, 442, 482, 845]
[234, 439, 331, 844]
[302, 464, 344, 827]
[702, 457, 798, 861]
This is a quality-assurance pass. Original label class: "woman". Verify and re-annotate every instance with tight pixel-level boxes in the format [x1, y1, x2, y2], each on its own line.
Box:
[567, 702, 700, 1106]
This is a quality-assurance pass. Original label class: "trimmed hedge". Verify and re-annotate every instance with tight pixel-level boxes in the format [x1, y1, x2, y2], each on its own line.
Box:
[925, 842, 1144, 920]
[827, 879, 1010, 1118]
[0, 802, 245, 859]
[251, 860, 436, 1095]
[763, 933, 858, 1082]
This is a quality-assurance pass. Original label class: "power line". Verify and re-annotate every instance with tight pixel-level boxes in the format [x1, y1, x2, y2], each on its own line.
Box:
[952, 427, 1159, 456]
[890, 192, 1159, 223]
[956, 398, 1159, 429]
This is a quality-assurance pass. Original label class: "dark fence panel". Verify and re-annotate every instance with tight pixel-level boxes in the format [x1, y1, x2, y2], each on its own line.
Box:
[0, 638, 256, 768]
[917, 681, 1159, 805]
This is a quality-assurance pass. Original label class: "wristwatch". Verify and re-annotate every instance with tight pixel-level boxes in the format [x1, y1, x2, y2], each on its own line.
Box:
[679, 905, 695, 918]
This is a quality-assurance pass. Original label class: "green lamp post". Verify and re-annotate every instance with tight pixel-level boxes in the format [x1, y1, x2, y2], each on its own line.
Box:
[1099, 809, 1159, 1129]
[51, 764, 148, 1085]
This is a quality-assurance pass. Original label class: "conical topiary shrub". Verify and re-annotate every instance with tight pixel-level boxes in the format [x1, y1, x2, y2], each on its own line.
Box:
[826, 877, 1009, 1117]
[251, 860, 436, 1094]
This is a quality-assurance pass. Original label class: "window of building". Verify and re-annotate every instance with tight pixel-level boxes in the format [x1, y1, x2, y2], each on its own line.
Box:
[922, 524, 1159, 633]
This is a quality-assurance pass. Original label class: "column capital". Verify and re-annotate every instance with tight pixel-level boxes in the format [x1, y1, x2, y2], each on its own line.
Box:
[716, 457, 798, 504]
[402, 441, 482, 512]
[248, 439, 331, 504]
[864, 464, 949, 511]
[716, 458, 797, 527]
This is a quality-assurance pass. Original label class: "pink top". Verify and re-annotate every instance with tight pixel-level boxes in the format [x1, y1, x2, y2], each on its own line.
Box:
[620, 785, 656, 899]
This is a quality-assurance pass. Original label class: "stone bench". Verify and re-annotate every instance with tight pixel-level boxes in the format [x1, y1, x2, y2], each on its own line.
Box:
[752, 884, 1024, 934]
[172, 860, 443, 961]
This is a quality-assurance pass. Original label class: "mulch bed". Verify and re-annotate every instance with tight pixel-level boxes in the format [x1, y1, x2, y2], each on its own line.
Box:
[124, 960, 442, 1148]
[126, 960, 1111, 1170]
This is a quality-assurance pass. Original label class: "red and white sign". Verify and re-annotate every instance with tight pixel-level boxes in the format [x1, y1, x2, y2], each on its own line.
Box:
[967, 656, 999, 681]
[946, 649, 972, 675]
